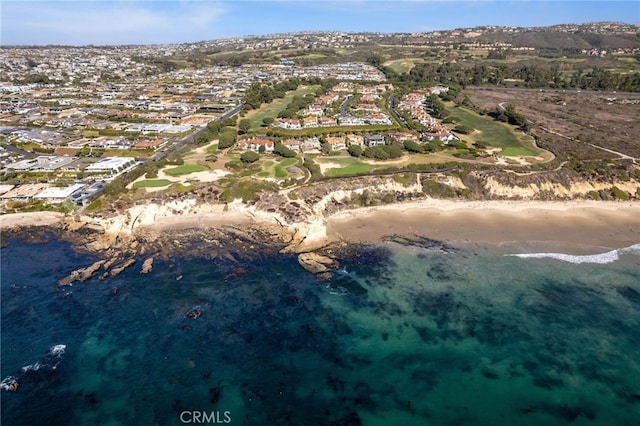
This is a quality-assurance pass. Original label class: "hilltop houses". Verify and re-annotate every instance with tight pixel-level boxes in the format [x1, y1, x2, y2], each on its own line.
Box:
[237, 138, 275, 153]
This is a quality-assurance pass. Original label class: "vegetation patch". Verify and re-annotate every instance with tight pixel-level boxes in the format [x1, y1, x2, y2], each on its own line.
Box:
[444, 105, 540, 156]
[319, 157, 378, 177]
[164, 165, 207, 176]
[133, 179, 173, 188]
[221, 179, 279, 202]
[383, 58, 424, 74]
[244, 85, 320, 131]
[274, 165, 288, 178]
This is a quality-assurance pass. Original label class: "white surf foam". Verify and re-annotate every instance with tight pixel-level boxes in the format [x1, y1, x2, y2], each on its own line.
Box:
[508, 243, 640, 265]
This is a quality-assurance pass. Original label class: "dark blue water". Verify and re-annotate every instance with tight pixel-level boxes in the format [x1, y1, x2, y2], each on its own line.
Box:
[2, 234, 639, 425]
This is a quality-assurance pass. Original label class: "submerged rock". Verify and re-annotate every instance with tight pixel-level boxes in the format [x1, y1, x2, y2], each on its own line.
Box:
[1, 344, 66, 392]
[141, 257, 154, 274]
[186, 308, 202, 318]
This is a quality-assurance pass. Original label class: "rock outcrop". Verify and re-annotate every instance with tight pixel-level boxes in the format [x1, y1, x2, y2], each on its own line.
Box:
[109, 259, 136, 278]
[141, 257, 154, 274]
[58, 260, 106, 286]
[297, 252, 339, 281]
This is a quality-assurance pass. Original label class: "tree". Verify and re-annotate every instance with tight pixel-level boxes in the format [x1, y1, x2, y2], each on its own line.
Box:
[425, 94, 446, 119]
[403, 140, 424, 153]
[320, 141, 332, 155]
[348, 145, 363, 157]
[452, 125, 473, 135]
[274, 143, 297, 158]
[240, 151, 260, 163]
[207, 120, 222, 135]
[218, 127, 237, 149]
[262, 117, 274, 127]
[238, 119, 251, 134]
[363, 146, 390, 160]
[195, 130, 212, 145]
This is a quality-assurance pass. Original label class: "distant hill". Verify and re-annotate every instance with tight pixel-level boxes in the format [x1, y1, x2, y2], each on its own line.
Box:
[488, 29, 640, 49]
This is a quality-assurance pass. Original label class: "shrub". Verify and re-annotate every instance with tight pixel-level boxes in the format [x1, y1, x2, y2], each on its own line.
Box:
[274, 143, 297, 158]
[348, 145, 363, 157]
[240, 151, 260, 163]
[453, 125, 473, 134]
[403, 140, 424, 153]
[218, 127, 237, 149]
[611, 186, 629, 200]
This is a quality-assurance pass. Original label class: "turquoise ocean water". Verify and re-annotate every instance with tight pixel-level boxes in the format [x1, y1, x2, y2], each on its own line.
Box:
[1, 233, 639, 425]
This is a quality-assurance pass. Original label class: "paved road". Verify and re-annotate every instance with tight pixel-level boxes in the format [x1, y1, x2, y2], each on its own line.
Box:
[339, 95, 352, 116]
[388, 93, 415, 132]
[149, 104, 243, 162]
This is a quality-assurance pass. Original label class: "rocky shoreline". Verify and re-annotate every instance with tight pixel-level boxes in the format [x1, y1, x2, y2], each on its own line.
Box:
[2, 171, 639, 284]
[1, 209, 347, 284]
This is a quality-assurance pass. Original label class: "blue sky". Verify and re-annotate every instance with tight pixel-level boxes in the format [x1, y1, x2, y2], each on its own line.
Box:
[1, 1, 638, 46]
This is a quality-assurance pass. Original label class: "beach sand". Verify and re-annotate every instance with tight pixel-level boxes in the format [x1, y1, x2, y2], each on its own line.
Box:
[2, 200, 638, 253]
[326, 199, 640, 252]
[0, 211, 65, 230]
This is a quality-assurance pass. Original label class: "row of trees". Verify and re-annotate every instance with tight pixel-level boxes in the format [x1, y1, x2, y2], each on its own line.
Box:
[382, 62, 640, 92]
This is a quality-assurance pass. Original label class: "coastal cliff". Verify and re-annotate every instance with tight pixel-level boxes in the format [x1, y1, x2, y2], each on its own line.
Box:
[2, 170, 639, 282]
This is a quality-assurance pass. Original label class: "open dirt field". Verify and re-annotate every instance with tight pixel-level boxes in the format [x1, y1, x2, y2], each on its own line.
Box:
[465, 88, 640, 160]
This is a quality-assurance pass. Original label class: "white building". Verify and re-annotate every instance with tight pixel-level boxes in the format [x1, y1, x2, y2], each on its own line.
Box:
[85, 157, 136, 175]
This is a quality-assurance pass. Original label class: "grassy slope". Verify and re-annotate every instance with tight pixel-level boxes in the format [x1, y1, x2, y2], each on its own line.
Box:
[244, 85, 320, 131]
[132, 179, 173, 188]
[444, 105, 540, 156]
[164, 165, 208, 176]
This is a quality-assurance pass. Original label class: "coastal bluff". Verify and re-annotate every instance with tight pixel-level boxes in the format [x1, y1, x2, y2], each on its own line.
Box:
[2, 170, 639, 282]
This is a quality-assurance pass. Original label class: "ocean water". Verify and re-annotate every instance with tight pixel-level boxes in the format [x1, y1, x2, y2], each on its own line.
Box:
[1, 233, 639, 425]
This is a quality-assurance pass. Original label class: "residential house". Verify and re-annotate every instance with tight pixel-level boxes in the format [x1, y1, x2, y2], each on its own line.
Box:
[85, 157, 136, 175]
[276, 118, 302, 130]
[365, 134, 386, 147]
[339, 115, 365, 126]
[345, 134, 364, 147]
[237, 138, 274, 153]
[281, 138, 301, 152]
[303, 105, 324, 117]
[303, 116, 318, 128]
[326, 136, 346, 151]
[319, 117, 338, 127]
[133, 138, 168, 150]
[388, 131, 418, 142]
[300, 137, 321, 152]
[364, 114, 392, 125]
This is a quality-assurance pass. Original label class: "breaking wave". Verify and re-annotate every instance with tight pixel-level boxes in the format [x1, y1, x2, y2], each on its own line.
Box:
[1, 344, 66, 391]
[508, 244, 640, 264]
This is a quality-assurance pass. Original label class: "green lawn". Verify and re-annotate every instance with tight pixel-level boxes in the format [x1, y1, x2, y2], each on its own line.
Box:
[164, 165, 208, 176]
[205, 143, 218, 153]
[444, 105, 540, 156]
[383, 58, 424, 74]
[245, 85, 320, 131]
[318, 157, 378, 177]
[279, 158, 298, 167]
[255, 157, 301, 179]
[133, 179, 173, 188]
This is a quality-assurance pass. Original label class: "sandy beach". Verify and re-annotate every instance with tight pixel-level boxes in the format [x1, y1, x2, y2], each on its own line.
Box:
[0, 211, 65, 230]
[326, 199, 640, 251]
[2, 200, 639, 253]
